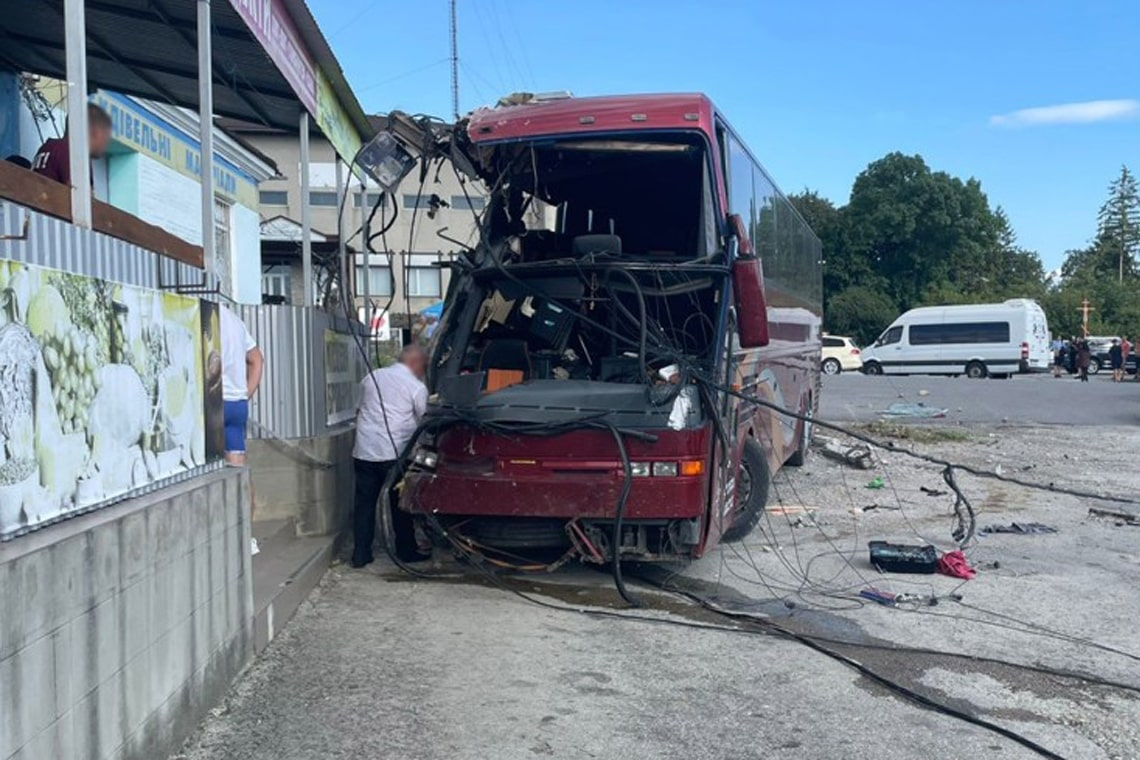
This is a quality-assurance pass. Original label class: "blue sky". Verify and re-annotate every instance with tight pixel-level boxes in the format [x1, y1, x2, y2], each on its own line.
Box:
[310, 0, 1139, 269]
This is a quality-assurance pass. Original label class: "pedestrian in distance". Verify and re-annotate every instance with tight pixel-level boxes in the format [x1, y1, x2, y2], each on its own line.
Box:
[1077, 340, 1092, 383]
[351, 344, 430, 568]
[1052, 342, 1065, 378]
[1109, 339, 1124, 382]
[219, 305, 264, 465]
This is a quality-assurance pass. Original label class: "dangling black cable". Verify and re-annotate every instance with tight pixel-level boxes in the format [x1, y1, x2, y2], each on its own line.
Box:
[604, 423, 640, 607]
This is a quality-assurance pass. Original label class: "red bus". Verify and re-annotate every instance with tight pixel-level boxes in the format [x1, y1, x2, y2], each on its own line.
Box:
[401, 93, 822, 565]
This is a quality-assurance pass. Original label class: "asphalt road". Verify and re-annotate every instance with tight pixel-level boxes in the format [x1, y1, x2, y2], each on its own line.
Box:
[176, 423, 1140, 760]
[820, 370, 1140, 426]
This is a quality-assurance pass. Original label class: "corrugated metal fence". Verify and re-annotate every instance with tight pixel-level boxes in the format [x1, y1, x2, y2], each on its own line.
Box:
[239, 305, 365, 440]
[0, 199, 208, 289]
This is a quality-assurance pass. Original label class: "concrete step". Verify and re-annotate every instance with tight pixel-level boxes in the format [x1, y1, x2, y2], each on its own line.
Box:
[251, 526, 333, 653]
[252, 517, 296, 546]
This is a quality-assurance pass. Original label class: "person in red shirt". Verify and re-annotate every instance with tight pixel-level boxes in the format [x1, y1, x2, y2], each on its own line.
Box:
[32, 103, 112, 185]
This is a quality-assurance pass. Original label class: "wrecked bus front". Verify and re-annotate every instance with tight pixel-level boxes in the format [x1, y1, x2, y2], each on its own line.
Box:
[401, 93, 822, 565]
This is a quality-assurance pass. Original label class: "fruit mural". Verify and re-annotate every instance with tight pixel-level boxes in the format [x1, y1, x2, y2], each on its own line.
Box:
[0, 260, 221, 539]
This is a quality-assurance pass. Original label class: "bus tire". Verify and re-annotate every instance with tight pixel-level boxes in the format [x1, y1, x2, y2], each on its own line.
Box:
[722, 439, 770, 543]
[863, 362, 883, 376]
[787, 398, 813, 467]
[965, 361, 987, 379]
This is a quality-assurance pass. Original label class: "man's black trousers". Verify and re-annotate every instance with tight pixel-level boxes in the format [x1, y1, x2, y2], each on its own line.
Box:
[352, 457, 420, 564]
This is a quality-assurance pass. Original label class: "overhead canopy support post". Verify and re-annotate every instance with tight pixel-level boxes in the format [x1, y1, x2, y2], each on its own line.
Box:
[300, 111, 312, 306]
[197, 0, 216, 289]
[336, 159, 349, 309]
[64, 0, 92, 227]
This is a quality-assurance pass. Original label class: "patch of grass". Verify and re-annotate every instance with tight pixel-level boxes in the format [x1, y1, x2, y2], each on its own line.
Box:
[859, 421, 971, 444]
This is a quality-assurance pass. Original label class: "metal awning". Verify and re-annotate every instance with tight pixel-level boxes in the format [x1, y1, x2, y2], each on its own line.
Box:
[0, 0, 371, 306]
[0, 0, 372, 143]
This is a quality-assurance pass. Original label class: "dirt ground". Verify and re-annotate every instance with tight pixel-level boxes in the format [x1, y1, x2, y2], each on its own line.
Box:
[176, 424, 1140, 760]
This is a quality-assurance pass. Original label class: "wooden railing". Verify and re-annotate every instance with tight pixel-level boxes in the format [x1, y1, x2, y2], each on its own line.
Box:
[0, 160, 204, 269]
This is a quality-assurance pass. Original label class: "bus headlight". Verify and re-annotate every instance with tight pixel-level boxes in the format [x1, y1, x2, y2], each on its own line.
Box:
[630, 462, 651, 477]
[652, 462, 679, 477]
[413, 448, 439, 469]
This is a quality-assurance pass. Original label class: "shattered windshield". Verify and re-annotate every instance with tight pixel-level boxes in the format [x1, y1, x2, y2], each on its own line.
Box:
[432, 132, 725, 404]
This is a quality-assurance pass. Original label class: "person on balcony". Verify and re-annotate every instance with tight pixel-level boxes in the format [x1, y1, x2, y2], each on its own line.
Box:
[31, 103, 112, 185]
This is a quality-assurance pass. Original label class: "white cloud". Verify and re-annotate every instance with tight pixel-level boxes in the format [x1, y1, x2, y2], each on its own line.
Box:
[989, 99, 1140, 127]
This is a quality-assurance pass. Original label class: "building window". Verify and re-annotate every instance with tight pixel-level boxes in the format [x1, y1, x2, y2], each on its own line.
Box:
[406, 254, 441, 298]
[262, 268, 292, 303]
[259, 190, 288, 206]
[354, 265, 393, 297]
[403, 193, 433, 209]
[214, 198, 232, 296]
[451, 195, 486, 211]
[309, 191, 340, 207]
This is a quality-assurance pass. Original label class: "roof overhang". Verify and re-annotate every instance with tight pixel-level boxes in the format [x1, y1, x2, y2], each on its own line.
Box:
[0, 0, 373, 160]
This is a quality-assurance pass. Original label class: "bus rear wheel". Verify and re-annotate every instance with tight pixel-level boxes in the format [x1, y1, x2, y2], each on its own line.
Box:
[722, 439, 770, 543]
[965, 361, 987, 379]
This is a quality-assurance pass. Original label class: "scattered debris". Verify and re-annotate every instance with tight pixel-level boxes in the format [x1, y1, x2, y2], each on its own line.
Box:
[1088, 506, 1140, 525]
[250, 538, 260, 556]
[917, 389, 930, 397]
[869, 541, 939, 573]
[865, 476, 885, 490]
[979, 522, 1057, 535]
[920, 486, 948, 497]
[879, 402, 948, 419]
[814, 434, 875, 469]
[862, 504, 901, 512]
[766, 505, 817, 515]
[859, 588, 937, 607]
[937, 550, 977, 580]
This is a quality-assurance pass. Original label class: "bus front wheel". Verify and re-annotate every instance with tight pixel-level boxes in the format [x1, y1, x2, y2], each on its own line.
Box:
[863, 362, 883, 376]
[722, 439, 770, 543]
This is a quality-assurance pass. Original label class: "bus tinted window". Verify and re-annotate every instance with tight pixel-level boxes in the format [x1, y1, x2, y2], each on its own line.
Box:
[910, 322, 1011, 345]
[722, 130, 821, 314]
[881, 326, 903, 345]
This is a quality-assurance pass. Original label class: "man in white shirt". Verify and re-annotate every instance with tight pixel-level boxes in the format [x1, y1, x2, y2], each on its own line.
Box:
[352, 344, 429, 567]
[220, 305, 264, 466]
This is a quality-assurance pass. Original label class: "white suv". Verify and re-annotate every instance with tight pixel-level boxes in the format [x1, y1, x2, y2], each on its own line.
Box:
[821, 335, 863, 375]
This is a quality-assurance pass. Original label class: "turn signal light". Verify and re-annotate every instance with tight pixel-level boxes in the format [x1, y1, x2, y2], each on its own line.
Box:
[679, 461, 704, 476]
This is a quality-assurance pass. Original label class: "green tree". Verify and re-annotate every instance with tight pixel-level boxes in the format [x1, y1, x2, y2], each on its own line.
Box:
[843, 153, 1003, 309]
[825, 285, 897, 345]
[989, 207, 1047, 300]
[789, 190, 858, 298]
[1095, 165, 1140, 282]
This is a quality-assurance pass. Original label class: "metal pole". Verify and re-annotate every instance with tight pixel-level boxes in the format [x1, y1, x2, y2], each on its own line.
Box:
[361, 186, 371, 336]
[197, 0, 216, 288]
[64, 0, 91, 228]
[449, 0, 459, 121]
[336, 159, 349, 310]
[300, 111, 312, 306]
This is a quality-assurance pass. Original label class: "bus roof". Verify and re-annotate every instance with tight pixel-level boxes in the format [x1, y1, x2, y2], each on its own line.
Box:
[466, 93, 716, 143]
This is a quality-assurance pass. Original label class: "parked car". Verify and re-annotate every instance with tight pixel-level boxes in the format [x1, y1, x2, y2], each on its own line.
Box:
[821, 335, 862, 375]
[1058, 341, 1136, 375]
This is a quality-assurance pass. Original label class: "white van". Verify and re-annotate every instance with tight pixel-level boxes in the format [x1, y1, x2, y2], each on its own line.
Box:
[861, 300, 1051, 378]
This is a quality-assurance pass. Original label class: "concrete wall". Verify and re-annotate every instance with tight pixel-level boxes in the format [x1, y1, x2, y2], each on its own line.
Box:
[0, 468, 253, 760]
[247, 428, 354, 538]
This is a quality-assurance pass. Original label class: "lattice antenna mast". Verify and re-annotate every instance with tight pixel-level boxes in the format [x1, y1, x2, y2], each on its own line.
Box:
[449, 0, 460, 121]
